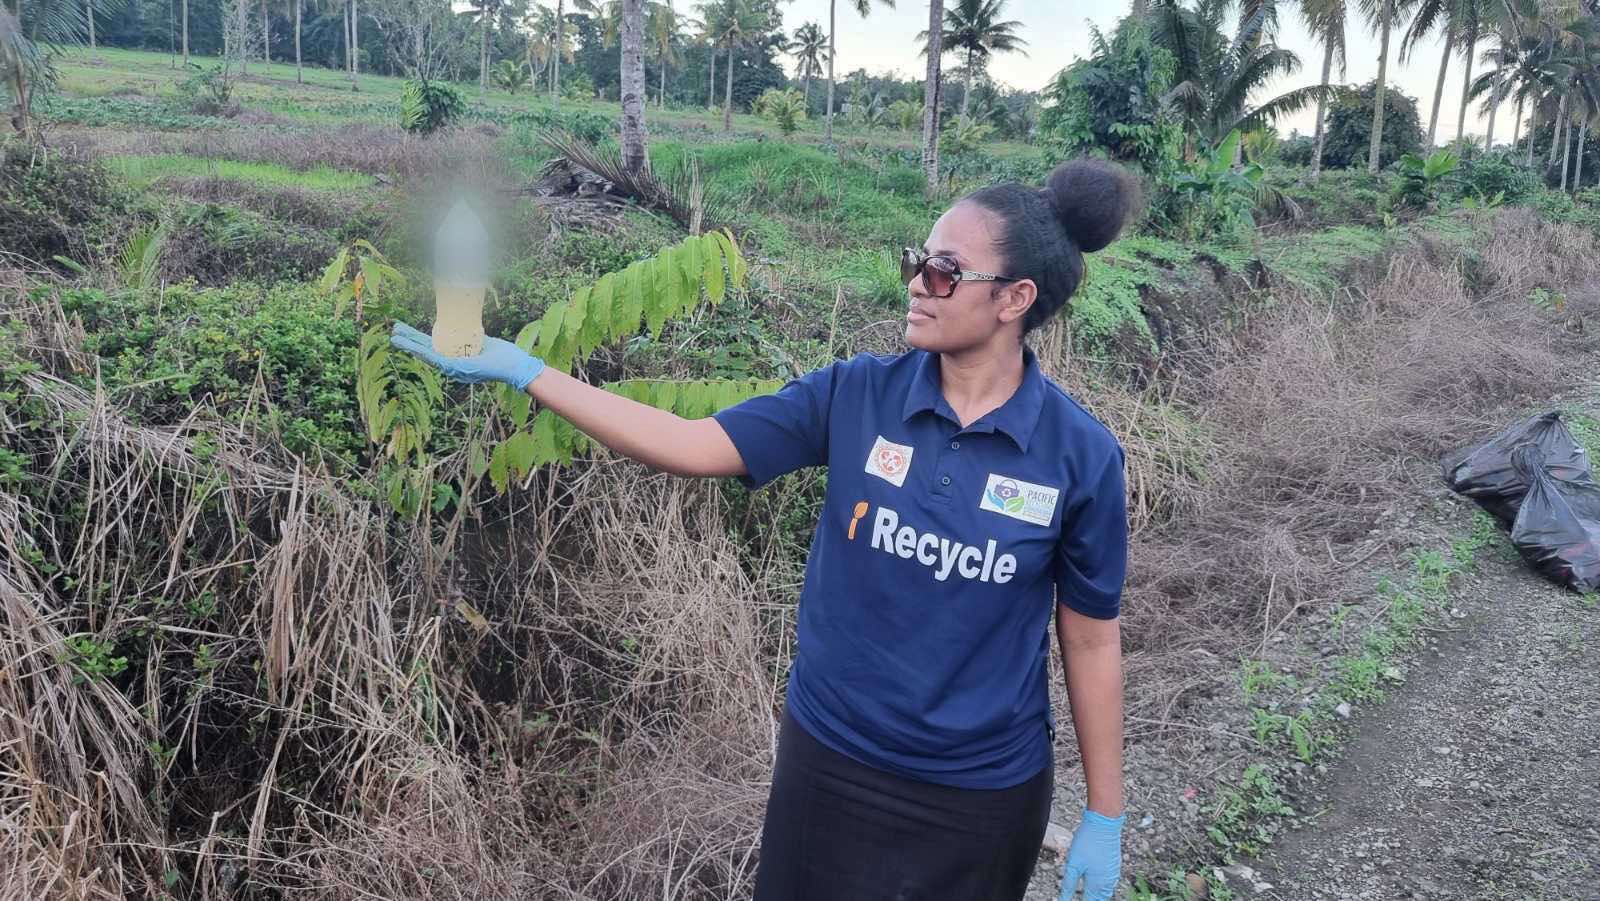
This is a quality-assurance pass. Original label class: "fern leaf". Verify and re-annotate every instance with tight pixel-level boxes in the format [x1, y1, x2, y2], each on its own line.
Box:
[489, 440, 511, 493]
[676, 240, 702, 317]
[615, 262, 646, 340]
[535, 301, 567, 359]
[320, 247, 350, 294]
[582, 275, 614, 356]
[713, 230, 747, 290]
[702, 233, 726, 305]
[531, 409, 560, 465]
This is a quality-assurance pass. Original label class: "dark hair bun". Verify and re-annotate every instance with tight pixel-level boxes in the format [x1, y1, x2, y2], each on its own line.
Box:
[1044, 159, 1139, 253]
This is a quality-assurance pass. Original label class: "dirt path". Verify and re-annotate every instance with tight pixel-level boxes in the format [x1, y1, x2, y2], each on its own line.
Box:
[1229, 536, 1600, 901]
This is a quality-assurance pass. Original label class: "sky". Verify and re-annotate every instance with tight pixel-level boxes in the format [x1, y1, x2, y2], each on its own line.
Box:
[779, 0, 1508, 143]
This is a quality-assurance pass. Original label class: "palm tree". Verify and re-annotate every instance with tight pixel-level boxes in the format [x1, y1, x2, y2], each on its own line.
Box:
[827, 0, 895, 141]
[2, 0, 86, 135]
[461, 0, 504, 94]
[932, 0, 1027, 122]
[699, 0, 772, 132]
[789, 20, 826, 106]
[292, 0, 302, 82]
[647, 1, 681, 107]
[1361, 0, 1407, 171]
[1401, 0, 1456, 145]
[923, 0, 944, 192]
[1149, 0, 1333, 156]
[1302, 0, 1349, 179]
[621, 0, 647, 174]
[1451, 0, 1490, 147]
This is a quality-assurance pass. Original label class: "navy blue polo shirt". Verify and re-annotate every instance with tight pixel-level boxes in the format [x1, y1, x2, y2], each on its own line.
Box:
[712, 347, 1128, 789]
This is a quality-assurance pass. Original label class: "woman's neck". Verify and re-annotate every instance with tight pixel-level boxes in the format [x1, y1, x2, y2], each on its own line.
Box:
[937, 340, 1025, 430]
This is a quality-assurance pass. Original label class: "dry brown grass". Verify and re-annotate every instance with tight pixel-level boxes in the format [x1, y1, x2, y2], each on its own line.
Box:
[2, 208, 1597, 901]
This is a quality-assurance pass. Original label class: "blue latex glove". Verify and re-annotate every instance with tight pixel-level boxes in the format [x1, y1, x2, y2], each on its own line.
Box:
[388, 321, 546, 390]
[1060, 809, 1124, 901]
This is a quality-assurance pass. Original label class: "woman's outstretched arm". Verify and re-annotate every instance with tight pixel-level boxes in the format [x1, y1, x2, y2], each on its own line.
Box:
[526, 368, 746, 479]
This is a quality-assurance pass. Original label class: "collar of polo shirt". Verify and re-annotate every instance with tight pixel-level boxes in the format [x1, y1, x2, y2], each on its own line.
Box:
[899, 346, 1047, 453]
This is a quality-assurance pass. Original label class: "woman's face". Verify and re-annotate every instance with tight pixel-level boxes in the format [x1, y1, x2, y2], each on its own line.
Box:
[903, 202, 1033, 354]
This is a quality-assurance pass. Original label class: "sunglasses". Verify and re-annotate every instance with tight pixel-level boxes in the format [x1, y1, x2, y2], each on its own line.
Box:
[900, 248, 1022, 299]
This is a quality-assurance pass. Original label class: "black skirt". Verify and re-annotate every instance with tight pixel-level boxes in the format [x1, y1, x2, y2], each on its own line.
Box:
[753, 709, 1053, 901]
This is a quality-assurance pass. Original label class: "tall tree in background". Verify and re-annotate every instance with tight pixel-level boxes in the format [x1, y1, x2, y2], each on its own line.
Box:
[700, 0, 767, 132]
[261, 0, 270, 61]
[621, 0, 647, 171]
[827, 0, 894, 141]
[292, 0, 302, 82]
[181, 0, 188, 64]
[1401, 0, 1456, 144]
[462, 0, 503, 93]
[934, 0, 1026, 122]
[789, 19, 824, 105]
[1450, 0, 1488, 147]
[922, 0, 943, 192]
[648, 0, 680, 106]
[1362, 0, 1404, 170]
[1302, 0, 1349, 178]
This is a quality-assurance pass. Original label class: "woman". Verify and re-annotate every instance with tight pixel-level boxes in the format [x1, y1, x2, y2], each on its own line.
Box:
[390, 158, 1138, 901]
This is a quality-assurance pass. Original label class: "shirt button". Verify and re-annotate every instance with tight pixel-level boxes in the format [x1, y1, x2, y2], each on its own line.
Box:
[940, 476, 951, 486]
[950, 440, 960, 450]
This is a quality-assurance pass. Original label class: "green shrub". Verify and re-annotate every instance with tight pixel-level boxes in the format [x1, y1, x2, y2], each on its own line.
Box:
[0, 139, 130, 269]
[753, 88, 808, 137]
[172, 63, 240, 117]
[1454, 152, 1541, 204]
[159, 203, 337, 286]
[400, 79, 466, 134]
[1392, 149, 1461, 209]
[60, 282, 368, 464]
[509, 107, 616, 144]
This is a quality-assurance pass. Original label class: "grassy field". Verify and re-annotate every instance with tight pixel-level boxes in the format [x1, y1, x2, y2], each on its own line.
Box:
[5, 42, 1600, 901]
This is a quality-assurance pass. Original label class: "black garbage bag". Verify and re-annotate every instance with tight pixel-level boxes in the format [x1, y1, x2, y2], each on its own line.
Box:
[1441, 411, 1594, 524]
[1509, 443, 1600, 594]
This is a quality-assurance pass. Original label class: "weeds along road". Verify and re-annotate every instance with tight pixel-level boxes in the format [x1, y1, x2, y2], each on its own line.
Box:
[1242, 531, 1600, 901]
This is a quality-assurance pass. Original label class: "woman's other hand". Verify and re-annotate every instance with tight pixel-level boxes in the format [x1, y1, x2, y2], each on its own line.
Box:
[1059, 808, 1123, 900]
[389, 321, 546, 390]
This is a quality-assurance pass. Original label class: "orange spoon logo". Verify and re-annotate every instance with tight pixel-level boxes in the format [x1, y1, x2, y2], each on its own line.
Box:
[848, 501, 869, 540]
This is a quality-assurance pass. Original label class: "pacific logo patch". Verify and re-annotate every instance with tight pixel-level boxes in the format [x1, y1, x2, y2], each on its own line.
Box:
[979, 473, 1060, 526]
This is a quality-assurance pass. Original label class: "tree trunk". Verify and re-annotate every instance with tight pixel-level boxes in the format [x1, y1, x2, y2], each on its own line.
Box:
[960, 45, 973, 122]
[659, 52, 666, 108]
[1368, 0, 1393, 173]
[825, 0, 836, 140]
[480, 12, 489, 94]
[1527, 101, 1537, 166]
[182, 0, 189, 66]
[1310, 39, 1334, 181]
[1454, 32, 1475, 148]
[238, 0, 249, 74]
[1560, 107, 1572, 191]
[1484, 77, 1499, 150]
[1549, 92, 1566, 168]
[350, 0, 359, 88]
[922, 0, 943, 193]
[1576, 120, 1589, 190]
[294, 0, 302, 82]
[620, 0, 648, 174]
[553, 0, 563, 107]
[707, 43, 715, 109]
[87, 0, 95, 47]
[343, 0, 351, 81]
[261, 0, 269, 62]
[1426, 34, 1451, 146]
[723, 40, 734, 132]
[1513, 95, 1524, 157]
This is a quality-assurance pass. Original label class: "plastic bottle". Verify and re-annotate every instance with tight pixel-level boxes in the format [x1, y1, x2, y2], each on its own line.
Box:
[431, 198, 489, 357]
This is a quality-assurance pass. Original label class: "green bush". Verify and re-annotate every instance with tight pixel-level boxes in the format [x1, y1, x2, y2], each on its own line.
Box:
[1454, 152, 1541, 204]
[159, 203, 337, 286]
[172, 63, 239, 117]
[400, 79, 467, 134]
[1319, 81, 1424, 171]
[1392, 149, 1461, 209]
[509, 107, 616, 144]
[60, 282, 368, 464]
[0, 139, 130, 270]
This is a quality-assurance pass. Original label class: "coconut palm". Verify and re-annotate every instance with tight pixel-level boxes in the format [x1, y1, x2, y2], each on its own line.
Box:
[647, 0, 681, 107]
[460, 0, 505, 93]
[621, 0, 647, 174]
[698, 0, 775, 132]
[826, 0, 895, 141]
[1359, 0, 1414, 170]
[927, 0, 1028, 122]
[789, 20, 826, 106]
[1302, 0, 1349, 178]
[1401, 0, 1458, 144]
[1149, 0, 1333, 157]
[923, 0, 943, 191]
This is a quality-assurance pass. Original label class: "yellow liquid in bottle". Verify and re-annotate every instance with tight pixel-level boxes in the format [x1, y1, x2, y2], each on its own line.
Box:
[432, 280, 486, 357]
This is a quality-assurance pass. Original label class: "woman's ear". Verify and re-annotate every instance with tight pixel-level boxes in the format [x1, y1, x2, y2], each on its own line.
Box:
[994, 279, 1038, 327]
